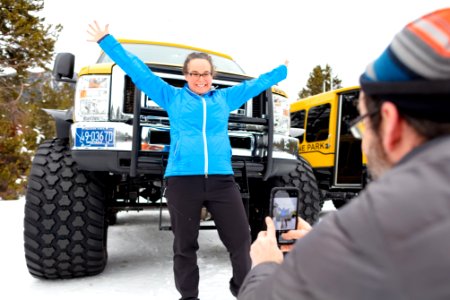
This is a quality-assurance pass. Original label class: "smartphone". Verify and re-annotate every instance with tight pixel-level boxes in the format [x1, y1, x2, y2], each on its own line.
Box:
[269, 187, 300, 245]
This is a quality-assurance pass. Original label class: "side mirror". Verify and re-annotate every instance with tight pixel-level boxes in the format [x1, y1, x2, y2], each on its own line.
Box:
[53, 53, 76, 83]
[289, 127, 305, 138]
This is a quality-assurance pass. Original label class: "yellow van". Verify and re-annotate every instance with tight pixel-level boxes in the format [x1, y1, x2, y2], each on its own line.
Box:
[290, 86, 368, 208]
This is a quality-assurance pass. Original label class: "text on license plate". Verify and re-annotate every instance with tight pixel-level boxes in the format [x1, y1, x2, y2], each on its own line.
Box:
[75, 128, 115, 147]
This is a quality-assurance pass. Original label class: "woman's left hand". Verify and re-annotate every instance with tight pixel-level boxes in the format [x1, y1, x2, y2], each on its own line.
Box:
[87, 20, 109, 42]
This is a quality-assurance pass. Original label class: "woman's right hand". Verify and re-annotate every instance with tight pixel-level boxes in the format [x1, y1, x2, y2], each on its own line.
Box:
[87, 20, 109, 42]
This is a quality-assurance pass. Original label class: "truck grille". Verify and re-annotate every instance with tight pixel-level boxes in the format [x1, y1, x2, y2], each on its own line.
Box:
[150, 131, 170, 144]
[123, 73, 267, 119]
[252, 92, 265, 118]
[230, 136, 252, 149]
[124, 76, 135, 114]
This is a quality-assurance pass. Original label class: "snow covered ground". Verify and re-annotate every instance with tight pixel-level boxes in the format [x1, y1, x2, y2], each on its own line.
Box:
[0, 197, 335, 299]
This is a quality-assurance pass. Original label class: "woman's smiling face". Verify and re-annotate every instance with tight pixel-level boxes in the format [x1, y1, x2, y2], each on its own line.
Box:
[184, 58, 213, 95]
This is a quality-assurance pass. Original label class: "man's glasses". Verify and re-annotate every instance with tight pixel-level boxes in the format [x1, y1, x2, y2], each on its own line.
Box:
[349, 110, 378, 140]
[188, 72, 212, 79]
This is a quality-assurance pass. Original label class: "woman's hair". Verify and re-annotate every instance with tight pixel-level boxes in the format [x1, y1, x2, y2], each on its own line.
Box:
[365, 94, 450, 141]
[182, 52, 216, 77]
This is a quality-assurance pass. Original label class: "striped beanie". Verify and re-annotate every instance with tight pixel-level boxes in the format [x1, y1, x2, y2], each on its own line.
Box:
[360, 8, 450, 121]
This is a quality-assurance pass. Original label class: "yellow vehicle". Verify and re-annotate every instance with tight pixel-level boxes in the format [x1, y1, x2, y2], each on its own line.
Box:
[290, 86, 368, 208]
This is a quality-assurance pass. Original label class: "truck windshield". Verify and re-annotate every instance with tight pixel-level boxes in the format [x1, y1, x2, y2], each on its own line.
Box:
[98, 43, 245, 75]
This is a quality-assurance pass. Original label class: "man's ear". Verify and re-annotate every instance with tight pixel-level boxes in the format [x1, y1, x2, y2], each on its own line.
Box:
[380, 101, 402, 154]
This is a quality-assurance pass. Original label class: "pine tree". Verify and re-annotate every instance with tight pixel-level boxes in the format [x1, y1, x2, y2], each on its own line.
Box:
[298, 64, 342, 99]
[27, 79, 74, 147]
[0, 0, 62, 199]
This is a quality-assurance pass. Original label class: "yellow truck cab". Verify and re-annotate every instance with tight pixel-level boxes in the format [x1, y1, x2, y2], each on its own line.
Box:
[290, 86, 368, 208]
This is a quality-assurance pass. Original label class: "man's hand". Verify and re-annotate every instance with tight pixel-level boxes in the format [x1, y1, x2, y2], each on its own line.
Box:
[280, 217, 312, 252]
[250, 217, 284, 267]
[87, 20, 109, 42]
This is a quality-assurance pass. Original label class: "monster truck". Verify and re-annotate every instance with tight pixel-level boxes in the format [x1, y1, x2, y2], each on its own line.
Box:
[24, 39, 322, 279]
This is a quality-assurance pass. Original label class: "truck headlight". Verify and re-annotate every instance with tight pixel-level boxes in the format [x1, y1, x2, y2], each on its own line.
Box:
[74, 75, 110, 122]
[273, 93, 290, 136]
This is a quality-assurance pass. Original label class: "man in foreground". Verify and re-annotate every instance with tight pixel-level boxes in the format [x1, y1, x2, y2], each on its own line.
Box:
[238, 8, 450, 300]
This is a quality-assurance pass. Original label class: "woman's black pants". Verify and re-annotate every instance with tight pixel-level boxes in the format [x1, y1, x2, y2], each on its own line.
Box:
[165, 175, 251, 299]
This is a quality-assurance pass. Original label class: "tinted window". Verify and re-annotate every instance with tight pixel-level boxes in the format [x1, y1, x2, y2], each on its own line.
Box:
[306, 104, 331, 142]
[291, 110, 306, 143]
[291, 110, 306, 128]
[340, 91, 360, 134]
[336, 91, 362, 184]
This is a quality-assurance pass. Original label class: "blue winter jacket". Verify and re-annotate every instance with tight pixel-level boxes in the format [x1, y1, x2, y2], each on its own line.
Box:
[98, 34, 287, 177]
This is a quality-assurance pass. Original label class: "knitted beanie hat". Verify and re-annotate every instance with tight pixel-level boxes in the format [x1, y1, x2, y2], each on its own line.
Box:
[360, 8, 450, 121]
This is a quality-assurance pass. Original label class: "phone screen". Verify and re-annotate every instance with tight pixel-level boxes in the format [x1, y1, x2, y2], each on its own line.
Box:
[270, 188, 299, 244]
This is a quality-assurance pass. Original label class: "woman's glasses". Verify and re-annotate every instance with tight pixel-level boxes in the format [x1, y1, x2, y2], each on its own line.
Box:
[188, 72, 212, 79]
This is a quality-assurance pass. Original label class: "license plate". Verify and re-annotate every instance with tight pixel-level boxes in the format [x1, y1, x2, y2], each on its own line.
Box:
[75, 128, 115, 148]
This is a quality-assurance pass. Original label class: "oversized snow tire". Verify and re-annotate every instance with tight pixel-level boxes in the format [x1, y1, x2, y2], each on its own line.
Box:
[24, 139, 108, 279]
[249, 156, 322, 240]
